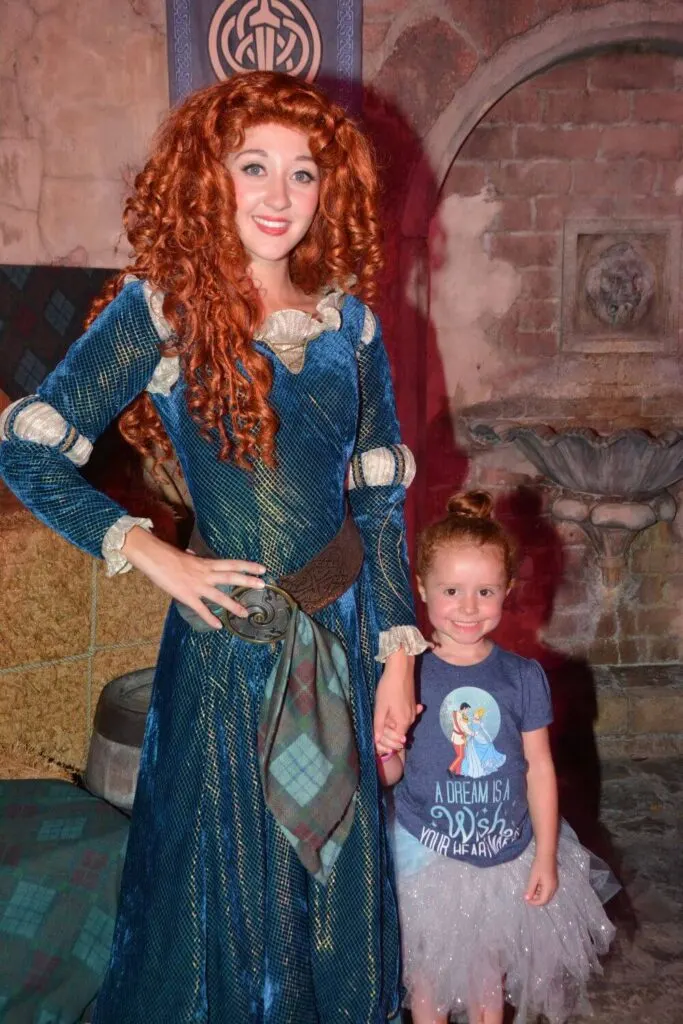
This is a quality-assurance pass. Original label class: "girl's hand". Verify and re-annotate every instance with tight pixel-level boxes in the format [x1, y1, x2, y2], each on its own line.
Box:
[374, 708, 424, 757]
[375, 720, 406, 757]
[376, 747, 405, 787]
[122, 525, 266, 629]
[373, 648, 418, 751]
[524, 854, 558, 906]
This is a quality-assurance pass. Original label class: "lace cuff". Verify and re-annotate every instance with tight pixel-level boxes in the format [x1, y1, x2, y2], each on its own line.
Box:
[101, 515, 153, 576]
[375, 625, 430, 663]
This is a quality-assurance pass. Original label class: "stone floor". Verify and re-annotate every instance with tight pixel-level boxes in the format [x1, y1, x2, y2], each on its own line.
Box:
[403, 757, 683, 1024]
[573, 757, 683, 1024]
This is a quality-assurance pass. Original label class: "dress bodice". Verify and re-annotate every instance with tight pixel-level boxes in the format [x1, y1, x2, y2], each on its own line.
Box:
[151, 304, 361, 575]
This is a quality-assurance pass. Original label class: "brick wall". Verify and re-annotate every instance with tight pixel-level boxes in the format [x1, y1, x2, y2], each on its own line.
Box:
[451, 49, 683, 375]
[440, 47, 683, 666]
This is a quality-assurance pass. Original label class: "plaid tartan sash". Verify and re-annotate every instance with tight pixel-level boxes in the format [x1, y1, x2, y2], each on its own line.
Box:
[258, 606, 358, 883]
[173, 513, 364, 883]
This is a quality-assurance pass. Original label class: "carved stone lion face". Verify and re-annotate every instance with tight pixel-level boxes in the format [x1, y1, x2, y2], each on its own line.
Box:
[584, 241, 655, 327]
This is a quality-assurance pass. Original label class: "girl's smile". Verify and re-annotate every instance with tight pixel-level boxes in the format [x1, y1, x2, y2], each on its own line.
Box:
[418, 542, 509, 664]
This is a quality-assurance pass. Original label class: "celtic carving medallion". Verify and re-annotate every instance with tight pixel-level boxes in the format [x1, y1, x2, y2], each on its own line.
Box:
[584, 241, 656, 328]
[208, 0, 323, 82]
[560, 219, 680, 352]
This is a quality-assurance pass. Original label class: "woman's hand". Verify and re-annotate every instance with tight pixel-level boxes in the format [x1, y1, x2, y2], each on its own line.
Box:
[373, 647, 420, 755]
[524, 853, 558, 906]
[122, 525, 266, 629]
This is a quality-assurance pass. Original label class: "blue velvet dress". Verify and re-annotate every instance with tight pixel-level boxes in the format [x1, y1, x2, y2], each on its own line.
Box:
[0, 279, 420, 1023]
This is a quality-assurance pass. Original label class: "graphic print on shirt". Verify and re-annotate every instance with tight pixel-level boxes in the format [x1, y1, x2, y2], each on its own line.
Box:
[394, 651, 552, 865]
[411, 684, 521, 862]
[440, 686, 507, 780]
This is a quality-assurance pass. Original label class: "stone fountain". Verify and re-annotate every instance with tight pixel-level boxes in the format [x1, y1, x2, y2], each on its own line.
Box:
[459, 398, 683, 587]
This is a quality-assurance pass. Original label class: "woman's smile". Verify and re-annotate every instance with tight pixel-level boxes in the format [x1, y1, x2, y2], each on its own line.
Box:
[253, 215, 291, 235]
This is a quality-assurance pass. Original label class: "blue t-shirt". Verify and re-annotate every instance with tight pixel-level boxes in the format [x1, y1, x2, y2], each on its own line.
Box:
[393, 646, 553, 867]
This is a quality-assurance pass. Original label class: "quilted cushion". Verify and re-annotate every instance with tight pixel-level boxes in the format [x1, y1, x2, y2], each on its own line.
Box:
[0, 779, 129, 1023]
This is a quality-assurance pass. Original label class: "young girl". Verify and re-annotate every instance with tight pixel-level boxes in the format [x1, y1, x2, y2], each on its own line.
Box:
[378, 491, 615, 1024]
[0, 72, 427, 1022]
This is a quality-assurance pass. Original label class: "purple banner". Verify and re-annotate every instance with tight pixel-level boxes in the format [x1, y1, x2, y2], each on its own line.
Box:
[166, 0, 362, 111]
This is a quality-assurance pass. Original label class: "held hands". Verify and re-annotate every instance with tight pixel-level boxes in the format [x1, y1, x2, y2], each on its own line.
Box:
[373, 648, 422, 757]
[524, 853, 558, 906]
[121, 526, 266, 629]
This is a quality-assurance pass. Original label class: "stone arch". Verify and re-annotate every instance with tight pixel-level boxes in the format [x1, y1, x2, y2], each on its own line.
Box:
[402, 1, 683, 237]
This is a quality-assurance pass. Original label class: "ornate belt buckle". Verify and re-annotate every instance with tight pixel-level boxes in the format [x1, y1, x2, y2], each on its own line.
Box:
[223, 583, 296, 644]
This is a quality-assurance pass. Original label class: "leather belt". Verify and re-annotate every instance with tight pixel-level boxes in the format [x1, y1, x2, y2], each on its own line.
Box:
[181, 509, 365, 642]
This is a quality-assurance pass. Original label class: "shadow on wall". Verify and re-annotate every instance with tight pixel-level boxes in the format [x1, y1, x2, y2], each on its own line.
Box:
[493, 488, 629, 892]
[496, 489, 596, 818]
[361, 84, 471, 559]
[360, 79, 624, 883]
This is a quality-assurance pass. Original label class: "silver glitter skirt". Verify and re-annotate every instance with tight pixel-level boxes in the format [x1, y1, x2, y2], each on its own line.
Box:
[392, 821, 616, 1022]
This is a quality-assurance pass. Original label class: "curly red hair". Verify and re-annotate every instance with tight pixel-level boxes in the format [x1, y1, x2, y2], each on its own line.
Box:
[88, 71, 383, 470]
[417, 491, 518, 585]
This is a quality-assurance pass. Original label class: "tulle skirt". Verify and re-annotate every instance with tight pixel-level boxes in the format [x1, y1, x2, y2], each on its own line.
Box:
[391, 820, 616, 1022]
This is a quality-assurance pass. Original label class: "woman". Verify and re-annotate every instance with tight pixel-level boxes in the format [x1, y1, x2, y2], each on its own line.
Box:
[0, 72, 426, 1022]
[467, 707, 507, 778]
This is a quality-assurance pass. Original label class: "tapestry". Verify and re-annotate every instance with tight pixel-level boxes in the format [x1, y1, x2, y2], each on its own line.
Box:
[0, 266, 114, 402]
[166, 0, 362, 110]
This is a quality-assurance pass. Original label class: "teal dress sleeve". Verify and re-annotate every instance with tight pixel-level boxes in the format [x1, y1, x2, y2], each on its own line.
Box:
[346, 307, 428, 660]
[0, 279, 165, 569]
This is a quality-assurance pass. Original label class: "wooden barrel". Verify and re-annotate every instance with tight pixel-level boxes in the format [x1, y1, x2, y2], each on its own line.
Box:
[85, 668, 154, 813]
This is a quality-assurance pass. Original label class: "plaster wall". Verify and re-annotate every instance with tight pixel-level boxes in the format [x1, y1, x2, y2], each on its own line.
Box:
[0, 0, 168, 267]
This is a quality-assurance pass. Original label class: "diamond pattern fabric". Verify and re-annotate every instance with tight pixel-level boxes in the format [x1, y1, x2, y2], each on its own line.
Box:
[0, 780, 129, 1023]
[270, 737, 333, 805]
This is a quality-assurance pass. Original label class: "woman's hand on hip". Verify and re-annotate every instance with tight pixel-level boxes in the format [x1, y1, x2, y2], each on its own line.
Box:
[121, 525, 266, 629]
